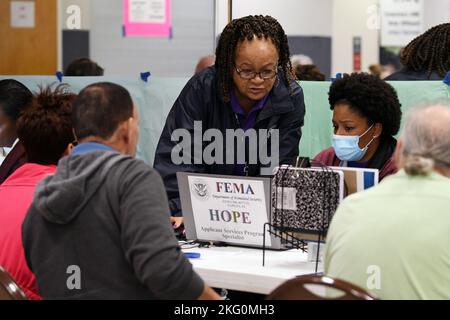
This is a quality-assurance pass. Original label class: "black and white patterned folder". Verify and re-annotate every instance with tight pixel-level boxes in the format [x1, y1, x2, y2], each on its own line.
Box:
[271, 166, 344, 234]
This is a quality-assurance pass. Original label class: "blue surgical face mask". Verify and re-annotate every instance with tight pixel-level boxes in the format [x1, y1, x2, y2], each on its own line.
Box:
[332, 125, 375, 162]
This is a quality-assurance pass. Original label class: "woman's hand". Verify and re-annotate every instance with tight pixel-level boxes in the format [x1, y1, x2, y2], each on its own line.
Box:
[170, 216, 184, 229]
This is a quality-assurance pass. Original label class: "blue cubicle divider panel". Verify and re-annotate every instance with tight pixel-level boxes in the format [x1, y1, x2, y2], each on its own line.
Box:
[1, 75, 449, 166]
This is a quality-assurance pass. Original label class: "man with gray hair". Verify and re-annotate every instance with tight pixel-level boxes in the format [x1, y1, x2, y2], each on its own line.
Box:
[324, 103, 450, 300]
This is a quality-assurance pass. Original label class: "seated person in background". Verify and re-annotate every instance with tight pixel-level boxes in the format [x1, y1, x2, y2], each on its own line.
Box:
[0, 80, 32, 184]
[0, 85, 76, 300]
[314, 73, 402, 181]
[324, 103, 450, 300]
[64, 57, 104, 76]
[368, 64, 382, 79]
[194, 54, 215, 74]
[385, 23, 449, 81]
[290, 54, 314, 69]
[0, 147, 5, 164]
[295, 64, 325, 81]
[22, 82, 220, 300]
[379, 47, 402, 79]
[154, 15, 306, 225]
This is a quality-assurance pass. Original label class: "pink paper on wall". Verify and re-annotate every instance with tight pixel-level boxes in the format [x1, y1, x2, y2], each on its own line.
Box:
[124, 0, 171, 37]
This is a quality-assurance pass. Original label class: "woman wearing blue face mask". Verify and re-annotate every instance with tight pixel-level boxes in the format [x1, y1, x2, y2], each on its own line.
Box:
[314, 73, 402, 180]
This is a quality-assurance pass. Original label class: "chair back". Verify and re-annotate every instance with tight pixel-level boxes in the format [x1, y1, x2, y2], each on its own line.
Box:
[267, 274, 378, 300]
[0, 266, 28, 300]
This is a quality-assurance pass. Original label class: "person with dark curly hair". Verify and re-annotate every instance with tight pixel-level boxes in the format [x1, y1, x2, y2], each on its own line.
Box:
[154, 15, 306, 224]
[314, 73, 402, 180]
[0, 84, 76, 300]
[385, 23, 450, 80]
[295, 64, 326, 81]
[64, 58, 104, 77]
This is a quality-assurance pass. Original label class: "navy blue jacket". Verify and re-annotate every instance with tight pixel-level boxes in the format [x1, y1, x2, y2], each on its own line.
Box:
[384, 68, 444, 81]
[154, 67, 306, 216]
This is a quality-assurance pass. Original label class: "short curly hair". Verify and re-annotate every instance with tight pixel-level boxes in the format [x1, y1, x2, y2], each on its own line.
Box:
[17, 84, 76, 165]
[329, 73, 402, 138]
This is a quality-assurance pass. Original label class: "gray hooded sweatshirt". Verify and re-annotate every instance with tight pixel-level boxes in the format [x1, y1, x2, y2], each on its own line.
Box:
[22, 150, 204, 300]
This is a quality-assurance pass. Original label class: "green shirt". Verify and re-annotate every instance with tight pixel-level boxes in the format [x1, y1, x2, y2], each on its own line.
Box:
[324, 170, 450, 300]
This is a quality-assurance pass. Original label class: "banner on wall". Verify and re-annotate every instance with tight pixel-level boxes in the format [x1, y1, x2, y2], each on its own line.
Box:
[380, 0, 424, 47]
[123, 0, 171, 37]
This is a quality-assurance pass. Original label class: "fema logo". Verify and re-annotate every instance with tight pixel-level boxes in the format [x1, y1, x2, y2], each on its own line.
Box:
[191, 179, 210, 201]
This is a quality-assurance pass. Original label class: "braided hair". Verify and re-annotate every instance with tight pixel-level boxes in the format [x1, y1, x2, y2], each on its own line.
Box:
[400, 23, 450, 78]
[215, 15, 295, 103]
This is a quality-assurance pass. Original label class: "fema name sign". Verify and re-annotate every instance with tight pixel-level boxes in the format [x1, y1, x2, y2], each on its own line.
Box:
[380, 0, 424, 47]
[188, 176, 271, 246]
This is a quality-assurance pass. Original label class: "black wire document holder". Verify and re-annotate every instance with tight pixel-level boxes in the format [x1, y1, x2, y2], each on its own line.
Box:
[262, 165, 344, 274]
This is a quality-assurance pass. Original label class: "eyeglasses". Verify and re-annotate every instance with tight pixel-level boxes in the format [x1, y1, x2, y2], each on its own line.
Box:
[235, 67, 278, 80]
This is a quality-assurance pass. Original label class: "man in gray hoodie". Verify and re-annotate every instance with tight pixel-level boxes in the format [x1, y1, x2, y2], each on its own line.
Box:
[22, 82, 220, 300]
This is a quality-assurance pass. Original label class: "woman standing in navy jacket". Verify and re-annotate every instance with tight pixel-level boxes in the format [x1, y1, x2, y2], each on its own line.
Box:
[154, 15, 306, 220]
